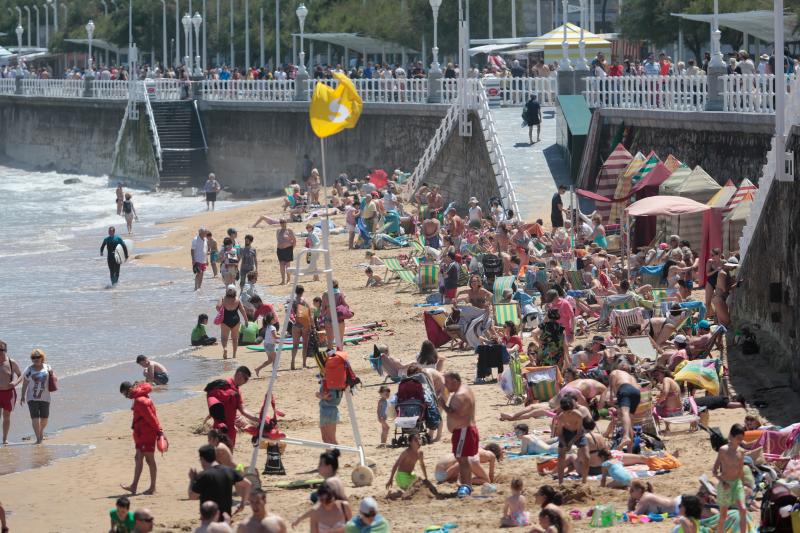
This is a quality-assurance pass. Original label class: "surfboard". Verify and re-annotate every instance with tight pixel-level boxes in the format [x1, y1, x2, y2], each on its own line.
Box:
[115, 239, 134, 264]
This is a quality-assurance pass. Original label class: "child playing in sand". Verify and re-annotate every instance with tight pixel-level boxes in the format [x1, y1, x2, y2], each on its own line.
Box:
[254, 312, 278, 377]
[501, 478, 530, 527]
[109, 496, 135, 533]
[672, 494, 703, 533]
[364, 266, 383, 287]
[191, 314, 217, 346]
[206, 231, 219, 277]
[531, 508, 566, 533]
[598, 448, 632, 488]
[713, 423, 747, 533]
[386, 433, 428, 492]
[377, 385, 391, 446]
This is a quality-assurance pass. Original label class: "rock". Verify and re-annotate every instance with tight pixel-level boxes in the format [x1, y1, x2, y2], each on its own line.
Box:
[63, 178, 82, 184]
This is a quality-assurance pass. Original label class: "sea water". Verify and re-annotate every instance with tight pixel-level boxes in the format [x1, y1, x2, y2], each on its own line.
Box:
[0, 167, 268, 454]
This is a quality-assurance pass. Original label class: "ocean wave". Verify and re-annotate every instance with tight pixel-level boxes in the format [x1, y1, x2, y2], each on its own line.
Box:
[58, 346, 197, 379]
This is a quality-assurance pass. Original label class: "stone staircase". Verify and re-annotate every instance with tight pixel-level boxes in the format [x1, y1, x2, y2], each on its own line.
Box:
[149, 101, 208, 188]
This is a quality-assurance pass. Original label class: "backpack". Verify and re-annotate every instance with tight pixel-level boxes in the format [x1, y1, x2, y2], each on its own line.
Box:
[323, 352, 361, 392]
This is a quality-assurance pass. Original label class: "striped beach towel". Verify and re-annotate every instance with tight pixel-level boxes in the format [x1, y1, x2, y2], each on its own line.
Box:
[495, 303, 521, 327]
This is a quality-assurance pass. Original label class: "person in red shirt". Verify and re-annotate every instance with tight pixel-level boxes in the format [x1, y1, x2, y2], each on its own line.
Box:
[119, 381, 162, 495]
[205, 366, 260, 448]
[501, 321, 524, 355]
[608, 57, 624, 77]
[658, 53, 672, 76]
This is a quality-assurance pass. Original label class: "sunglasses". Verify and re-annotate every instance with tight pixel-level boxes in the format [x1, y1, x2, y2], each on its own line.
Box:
[0, 348, 6, 352]
[31, 355, 42, 360]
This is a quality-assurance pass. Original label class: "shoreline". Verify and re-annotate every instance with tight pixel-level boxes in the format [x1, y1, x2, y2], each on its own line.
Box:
[1, 194, 758, 532]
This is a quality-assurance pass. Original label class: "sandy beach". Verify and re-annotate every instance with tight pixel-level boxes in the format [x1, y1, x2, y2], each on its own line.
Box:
[1, 195, 754, 532]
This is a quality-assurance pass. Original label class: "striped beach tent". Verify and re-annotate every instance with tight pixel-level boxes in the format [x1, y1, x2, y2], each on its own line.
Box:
[594, 144, 633, 222]
[660, 166, 722, 250]
[608, 152, 646, 224]
[663, 154, 683, 172]
[631, 152, 661, 184]
[658, 164, 692, 195]
[722, 191, 754, 255]
[726, 178, 757, 212]
[707, 179, 737, 208]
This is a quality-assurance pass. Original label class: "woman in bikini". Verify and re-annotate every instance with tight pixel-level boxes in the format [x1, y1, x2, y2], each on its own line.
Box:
[712, 257, 739, 327]
[704, 248, 724, 318]
[651, 366, 683, 418]
[216, 285, 248, 359]
[455, 275, 493, 312]
[303, 480, 351, 533]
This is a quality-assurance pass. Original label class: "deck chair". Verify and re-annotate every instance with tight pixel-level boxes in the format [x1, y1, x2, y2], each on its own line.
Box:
[679, 300, 707, 322]
[660, 395, 700, 433]
[382, 257, 407, 281]
[410, 236, 426, 257]
[651, 288, 678, 314]
[693, 325, 727, 360]
[417, 263, 439, 292]
[394, 269, 418, 290]
[506, 355, 527, 405]
[599, 294, 636, 323]
[492, 276, 517, 304]
[565, 270, 585, 290]
[610, 307, 645, 338]
[495, 302, 521, 328]
[524, 266, 549, 296]
[639, 265, 666, 288]
[630, 386, 660, 438]
[523, 365, 563, 404]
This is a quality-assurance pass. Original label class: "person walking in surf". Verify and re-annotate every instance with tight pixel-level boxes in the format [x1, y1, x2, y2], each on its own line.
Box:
[100, 226, 128, 287]
[122, 193, 139, 235]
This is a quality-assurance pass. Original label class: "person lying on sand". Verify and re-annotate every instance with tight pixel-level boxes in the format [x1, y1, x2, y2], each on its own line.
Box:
[386, 433, 428, 493]
[512, 423, 558, 455]
[433, 442, 503, 485]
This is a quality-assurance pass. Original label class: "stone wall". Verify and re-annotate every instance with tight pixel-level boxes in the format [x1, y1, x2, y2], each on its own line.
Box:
[197, 101, 449, 194]
[0, 96, 125, 176]
[110, 103, 160, 189]
[590, 109, 774, 188]
[729, 128, 800, 389]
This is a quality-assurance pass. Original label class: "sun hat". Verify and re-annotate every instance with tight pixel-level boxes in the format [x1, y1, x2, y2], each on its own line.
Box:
[468, 197, 479, 205]
[359, 497, 379, 515]
[760, 53, 769, 60]
[591, 335, 605, 347]
[724, 257, 739, 267]
[659, 243, 669, 250]
[673, 334, 688, 345]
[226, 284, 237, 292]
[697, 319, 711, 330]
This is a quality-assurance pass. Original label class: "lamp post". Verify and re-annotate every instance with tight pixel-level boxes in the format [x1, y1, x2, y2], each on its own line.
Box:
[202, 0, 207, 73]
[174, 0, 180, 66]
[15, 6, 22, 25]
[159, 0, 167, 70]
[42, 4, 49, 49]
[50, 0, 57, 32]
[192, 11, 202, 76]
[182, 13, 191, 67]
[61, 3, 67, 31]
[511, 0, 516, 38]
[429, 0, 442, 73]
[708, 0, 724, 68]
[488, 0, 493, 40]
[86, 19, 95, 72]
[244, 0, 250, 71]
[32, 6, 40, 48]
[574, 0, 589, 71]
[559, 0, 572, 71]
[296, 3, 307, 74]
[229, 0, 233, 67]
[704, 0, 725, 111]
[275, 0, 280, 68]
[23, 6, 31, 47]
[259, 6, 264, 67]
[16, 24, 23, 75]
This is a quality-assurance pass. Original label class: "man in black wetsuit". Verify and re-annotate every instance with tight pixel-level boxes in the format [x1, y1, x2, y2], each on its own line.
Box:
[100, 226, 128, 286]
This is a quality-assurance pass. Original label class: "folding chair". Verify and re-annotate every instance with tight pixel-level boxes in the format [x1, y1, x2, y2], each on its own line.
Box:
[660, 395, 700, 433]
[492, 276, 517, 304]
[631, 386, 660, 438]
[522, 365, 563, 404]
[599, 294, 636, 323]
[610, 307, 645, 338]
[417, 263, 439, 292]
[565, 270, 585, 290]
[410, 236, 426, 257]
[495, 302, 521, 328]
[651, 288, 678, 314]
[382, 257, 407, 282]
[394, 269, 418, 291]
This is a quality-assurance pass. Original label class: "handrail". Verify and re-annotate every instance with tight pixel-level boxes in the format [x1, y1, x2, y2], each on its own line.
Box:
[193, 99, 208, 151]
[141, 81, 163, 171]
[404, 103, 459, 201]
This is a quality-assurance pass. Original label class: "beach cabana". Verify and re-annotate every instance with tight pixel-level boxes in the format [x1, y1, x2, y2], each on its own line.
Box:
[722, 191, 754, 255]
[608, 152, 646, 224]
[663, 154, 683, 172]
[629, 162, 674, 247]
[507, 23, 612, 63]
[726, 178, 757, 212]
[659, 165, 722, 250]
[593, 143, 633, 222]
[707, 179, 737, 208]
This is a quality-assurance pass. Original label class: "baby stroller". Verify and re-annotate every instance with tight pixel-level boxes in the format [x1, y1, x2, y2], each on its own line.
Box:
[392, 374, 440, 447]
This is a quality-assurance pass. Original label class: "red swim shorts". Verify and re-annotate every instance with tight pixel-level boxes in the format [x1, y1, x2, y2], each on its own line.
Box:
[134, 432, 157, 453]
[443, 287, 457, 300]
[0, 388, 15, 412]
[452, 425, 480, 458]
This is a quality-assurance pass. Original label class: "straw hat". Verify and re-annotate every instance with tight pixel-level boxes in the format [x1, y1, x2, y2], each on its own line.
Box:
[468, 196, 479, 205]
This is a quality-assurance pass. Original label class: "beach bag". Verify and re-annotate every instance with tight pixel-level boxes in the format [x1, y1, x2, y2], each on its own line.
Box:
[324, 352, 354, 391]
[336, 304, 354, 320]
[213, 306, 224, 325]
[157, 434, 169, 454]
[760, 482, 797, 532]
[48, 367, 58, 392]
[741, 331, 759, 355]
[589, 504, 616, 528]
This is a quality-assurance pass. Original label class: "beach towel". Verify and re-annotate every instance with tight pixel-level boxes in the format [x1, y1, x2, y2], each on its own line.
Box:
[424, 310, 451, 348]
[673, 359, 720, 395]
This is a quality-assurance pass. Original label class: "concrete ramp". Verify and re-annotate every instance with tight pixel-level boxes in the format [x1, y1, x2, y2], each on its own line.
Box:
[488, 105, 570, 220]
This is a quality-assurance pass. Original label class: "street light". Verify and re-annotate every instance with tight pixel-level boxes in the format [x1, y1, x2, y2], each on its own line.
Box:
[41, 4, 49, 49]
[32, 6, 40, 48]
[182, 13, 191, 68]
[48, 0, 57, 32]
[429, 0, 442, 74]
[61, 3, 67, 28]
[23, 6, 31, 48]
[559, 0, 572, 70]
[16, 24, 24, 75]
[574, 0, 589, 71]
[192, 11, 202, 75]
[174, 0, 180, 67]
[159, 0, 167, 71]
[275, 0, 280, 68]
[86, 19, 95, 73]
[296, 3, 307, 75]
[708, 0, 724, 68]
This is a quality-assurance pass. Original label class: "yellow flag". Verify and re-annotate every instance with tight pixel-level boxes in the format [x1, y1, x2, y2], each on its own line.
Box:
[309, 72, 363, 138]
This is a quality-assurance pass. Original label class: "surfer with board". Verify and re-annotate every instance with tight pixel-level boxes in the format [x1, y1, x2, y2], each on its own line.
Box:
[100, 226, 129, 287]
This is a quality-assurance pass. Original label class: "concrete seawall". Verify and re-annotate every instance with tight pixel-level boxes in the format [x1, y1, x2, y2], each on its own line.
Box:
[0, 96, 125, 176]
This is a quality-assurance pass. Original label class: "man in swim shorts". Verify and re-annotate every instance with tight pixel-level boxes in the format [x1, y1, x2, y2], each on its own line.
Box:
[136, 355, 169, 386]
[609, 366, 641, 452]
[555, 396, 592, 485]
[0, 340, 21, 445]
[386, 433, 428, 491]
[205, 367, 260, 449]
[438, 372, 478, 497]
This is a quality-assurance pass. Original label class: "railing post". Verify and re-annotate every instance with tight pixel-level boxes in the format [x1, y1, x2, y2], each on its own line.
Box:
[193, 79, 204, 101]
[427, 69, 442, 104]
[15, 77, 22, 95]
[705, 64, 725, 111]
[84, 74, 95, 98]
[294, 70, 309, 101]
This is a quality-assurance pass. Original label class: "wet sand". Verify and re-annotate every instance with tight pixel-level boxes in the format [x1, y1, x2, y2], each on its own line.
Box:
[0, 195, 761, 532]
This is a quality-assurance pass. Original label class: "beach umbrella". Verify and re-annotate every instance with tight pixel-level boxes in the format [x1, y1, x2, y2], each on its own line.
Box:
[706, 179, 737, 208]
[608, 152, 646, 224]
[594, 143, 633, 222]
[369, 169, 388, 189]
[674, 359, 720, 395]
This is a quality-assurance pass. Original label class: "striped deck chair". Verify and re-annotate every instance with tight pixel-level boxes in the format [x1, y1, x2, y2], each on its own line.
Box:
[610, 307, 645, 338]
[492, 276, 517, 304]
[679, 300, 707, 321]
[410, 236, 426, 257]
[394, 269, 418, 290]
[630, 386, 660, 438]
[507, 355, 526, 404]
[382, 257, 406, 281]
[523, 365, 563, 404]
[660, 395, 700, 433]
[417, 263, 439, 292]
[639, 265, 666, 288]
[457, 264, 471, 286]
[495, 303, 521, 327]
[599, 294, 635, 323]
[565, 270, 585, 290]
[652, 289, 679, 317]
[524, 267, 549, 296]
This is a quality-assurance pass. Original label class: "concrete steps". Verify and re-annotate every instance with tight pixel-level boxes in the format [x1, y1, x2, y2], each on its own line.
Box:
[149, 101, 208, 187]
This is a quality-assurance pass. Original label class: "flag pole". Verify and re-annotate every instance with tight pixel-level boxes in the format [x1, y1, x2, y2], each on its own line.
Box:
[318, 137, 343, 351]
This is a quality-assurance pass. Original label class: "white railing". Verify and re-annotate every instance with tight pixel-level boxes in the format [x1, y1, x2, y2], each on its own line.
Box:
[440, 78, 483, 107]
[307, 77, 429, 104]
[148, 78, 184, 100]
[585, 75, 708, 112]
[141, 81, 163, 171]
[0, 78, 16, 95]
[404, 103, 460, 200]
[497, 76, 558, 106]
[720, 73, 795, 113]
[476, 82, 520, 215]
[202, 79, 295, 102]
[91, 79, 128, 99]
[21, 78, 84, 98]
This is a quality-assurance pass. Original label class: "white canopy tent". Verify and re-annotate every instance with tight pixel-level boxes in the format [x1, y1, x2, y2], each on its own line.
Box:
[671, 10, 797, 44]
